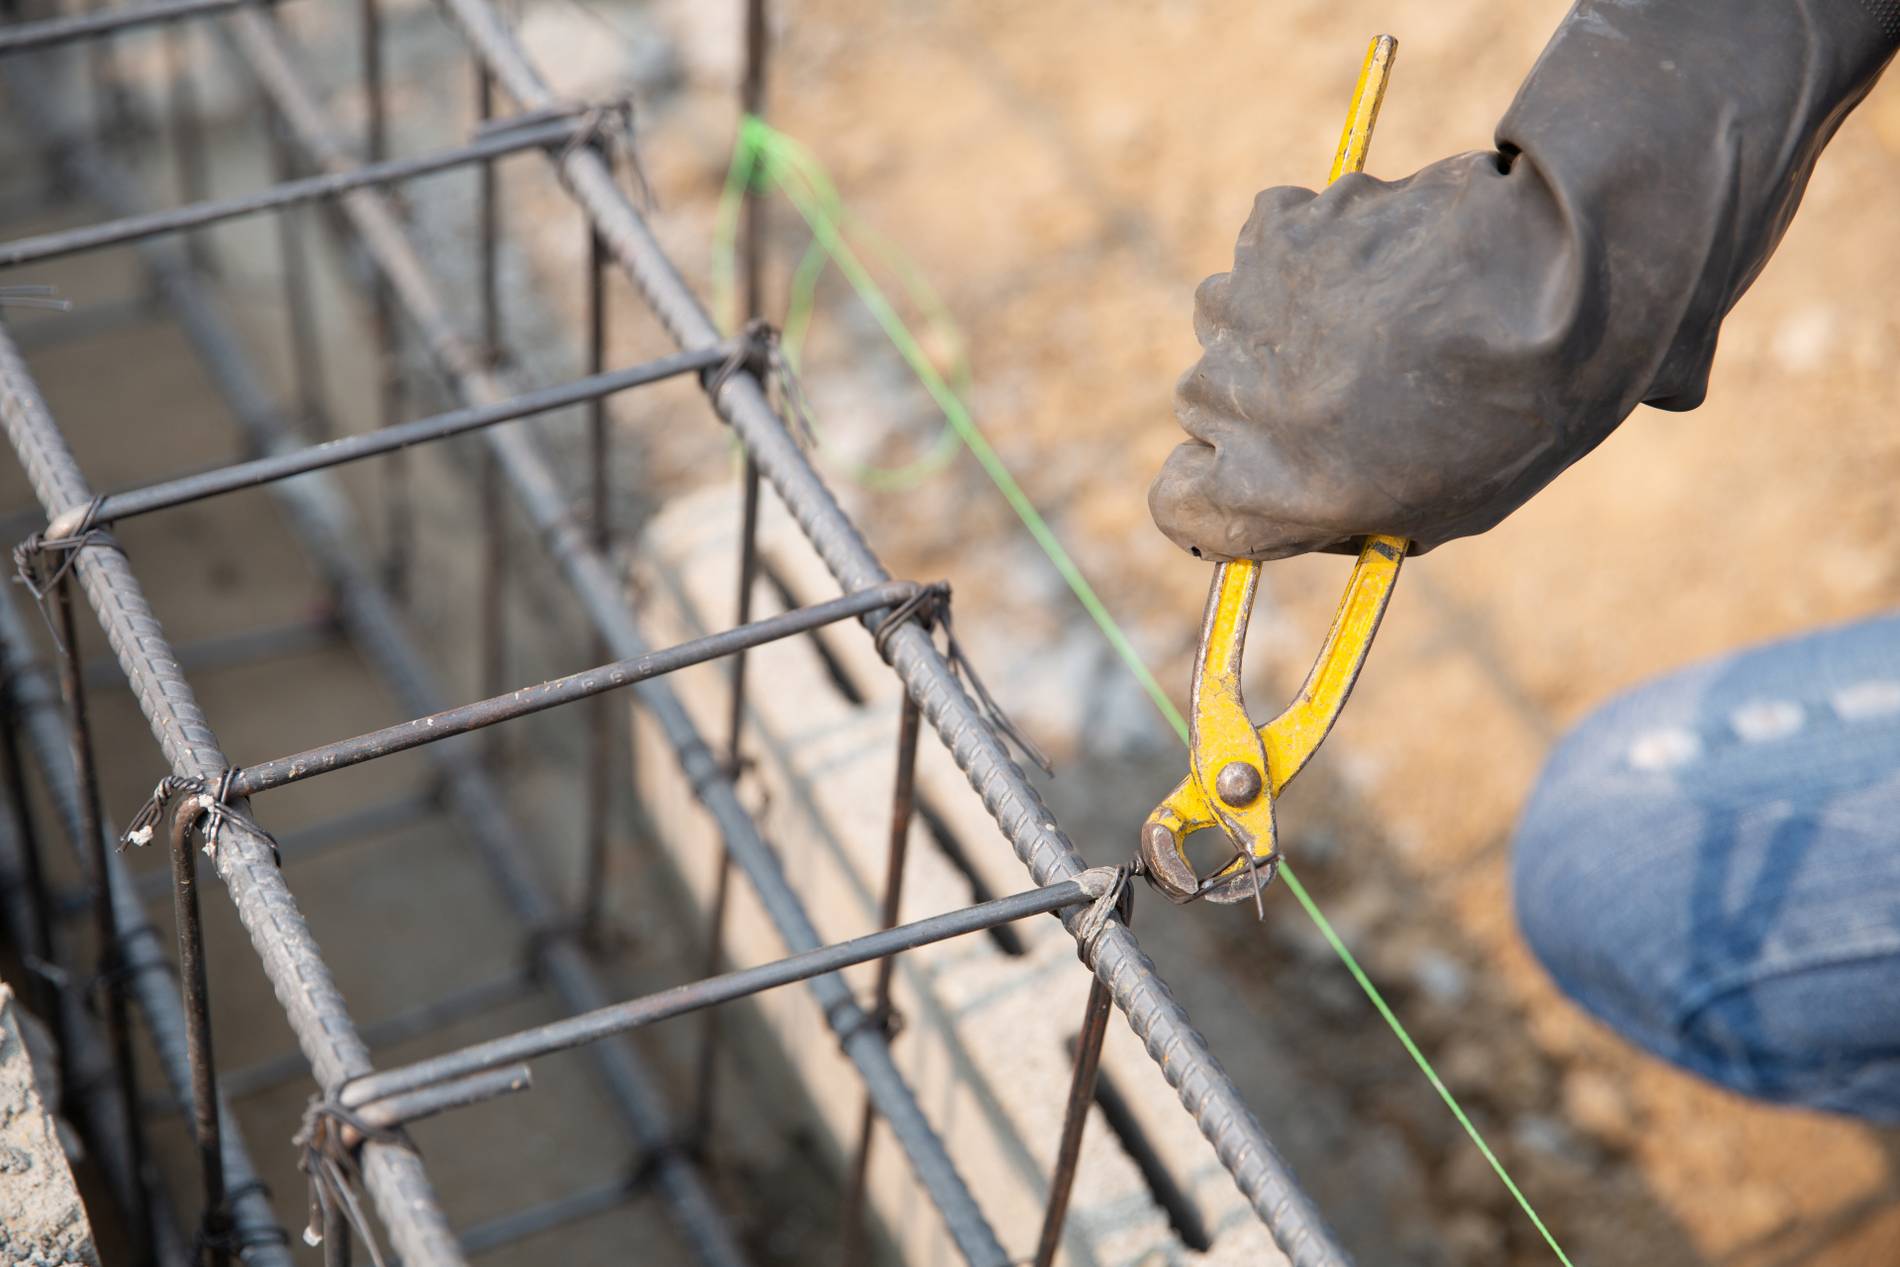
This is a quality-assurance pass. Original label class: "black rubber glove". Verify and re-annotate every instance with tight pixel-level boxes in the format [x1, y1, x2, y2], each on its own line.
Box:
[1150, 0, 1899, 562]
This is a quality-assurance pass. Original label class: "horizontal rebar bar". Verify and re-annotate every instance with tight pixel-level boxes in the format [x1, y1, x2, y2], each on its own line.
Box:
[83, 614, 338, 689]
[0, 0, 268, 54]
[351, 1064, 531, 1135]
[227, 580, 921, 797]
[0, 115, 580, 269]
[220, 972, 529, 1102]
[344, 875, 1103, 1110]
[457, 1177, 638, 1256]
[53, 344, 728, 535]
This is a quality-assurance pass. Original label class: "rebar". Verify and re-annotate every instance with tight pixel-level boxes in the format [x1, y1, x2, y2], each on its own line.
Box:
[1035, 976, 1115, 1267]
[163, 25, 214, 273]
[164, 795, 229, 1267]
[687, 451, 759, 1150]
[0, 118, 580, 269]
[343, 875, 1102, 1111]
[0, 583, 291, 1264]
[265, 96, 331, 436]
[48, 570, 157, 1267]
[0, 53, 463, 1262]
[434, 1, 1348, 1259]
[55, 344, 726, 532]
[578, 217, 612, 942]
[225, 8, 1010, 1258]
[0, 0, 1363, 1260]
[0, 0, 265, 55]
[475, 57, 507, 766]
[691, 0, 770, 1154]
[839, 694, 922, 1267]
[224, 581, 922, 798]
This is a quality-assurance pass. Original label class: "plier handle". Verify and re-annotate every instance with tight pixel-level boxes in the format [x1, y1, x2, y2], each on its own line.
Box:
[1139, 37, 1404, 910]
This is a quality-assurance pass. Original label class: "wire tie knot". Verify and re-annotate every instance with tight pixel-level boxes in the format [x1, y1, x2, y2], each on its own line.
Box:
[121, 769, 279, 864]
[825, 995, 905, 1049]
[702, 319, 818, 450]
[873, 581, 1052, 776]
[1072, 864, 1133, 968]
[12, 495, 108, 653]
[294, 1083, 404, 1267]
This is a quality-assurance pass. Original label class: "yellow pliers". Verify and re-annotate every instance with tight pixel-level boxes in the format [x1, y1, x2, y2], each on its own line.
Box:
[1140, 37, 1405, 910]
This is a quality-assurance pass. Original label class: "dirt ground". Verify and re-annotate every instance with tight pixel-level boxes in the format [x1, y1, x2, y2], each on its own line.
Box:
[6, 1, 1900, 1265]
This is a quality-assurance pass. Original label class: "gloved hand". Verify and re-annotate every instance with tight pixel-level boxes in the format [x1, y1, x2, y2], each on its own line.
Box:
[1150, 0, 1899, 562]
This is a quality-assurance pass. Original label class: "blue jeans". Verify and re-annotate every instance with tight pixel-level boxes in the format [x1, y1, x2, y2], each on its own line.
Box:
[1513, 611, 1900, 1121]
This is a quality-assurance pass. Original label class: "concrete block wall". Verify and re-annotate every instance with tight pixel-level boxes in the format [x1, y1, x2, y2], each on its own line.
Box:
[632, 486, 1284, 1267]
[0, 983, 97, 1267]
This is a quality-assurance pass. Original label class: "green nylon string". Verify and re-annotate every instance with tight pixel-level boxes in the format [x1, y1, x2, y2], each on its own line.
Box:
[712, 120, 964, 491]
[711, 114, 1573, 1267]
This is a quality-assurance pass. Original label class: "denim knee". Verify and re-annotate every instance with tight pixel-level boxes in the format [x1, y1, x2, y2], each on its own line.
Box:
[1512, 611, 1900, 1120]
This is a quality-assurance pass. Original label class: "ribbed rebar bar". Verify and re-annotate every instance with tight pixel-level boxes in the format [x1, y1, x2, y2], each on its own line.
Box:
[0, 653, 190, 1267]
[17, 31, 758, 1263]
[0, 577, 291, 1265]
[432, 2, 1347, 1260]
[839, 694, 922, 1267]
[225, 8, 1009, 1260]
[0, 53, 460, 1265]
[0, 1, 1352, 1260]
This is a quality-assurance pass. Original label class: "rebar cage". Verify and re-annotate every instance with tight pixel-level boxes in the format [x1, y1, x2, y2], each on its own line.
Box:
[0, 1, 1351, 1264]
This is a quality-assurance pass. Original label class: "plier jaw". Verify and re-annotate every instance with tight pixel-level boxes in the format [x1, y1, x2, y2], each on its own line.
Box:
[1140, 562, 1282, 909]
[1139, 537, 1405, 910]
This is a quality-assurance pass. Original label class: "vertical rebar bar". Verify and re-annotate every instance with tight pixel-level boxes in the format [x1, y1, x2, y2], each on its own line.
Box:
[476, 68, 501, 360]
[165, 27, 213, 273]
[166, 801, 230, 1267]
[579, 221, 612, 942]
[0, 674, 60, 1031]
[323, 1207, 351, 1267]
[266, 102, 330, 438]
[476, 61, 508, 766]
[839, 694, 921, 1267]
[52, 574, 156, 1267]
[1033, 975, 1114, 1267]
[687, 0, 768, 1158]
[85, 0, 130, 148]
[361, 0, 410, 600]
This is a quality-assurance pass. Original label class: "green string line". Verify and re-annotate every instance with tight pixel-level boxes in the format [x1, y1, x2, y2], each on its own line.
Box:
[719, 118, 1184, 731]
[712, 121, 964, 491]
[1276, 865, 1574, 1265]
[713, 114, 1574, 1267]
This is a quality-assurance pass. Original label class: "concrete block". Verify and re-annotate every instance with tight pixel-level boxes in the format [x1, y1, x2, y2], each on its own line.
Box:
[0, 983, 97, 1267]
